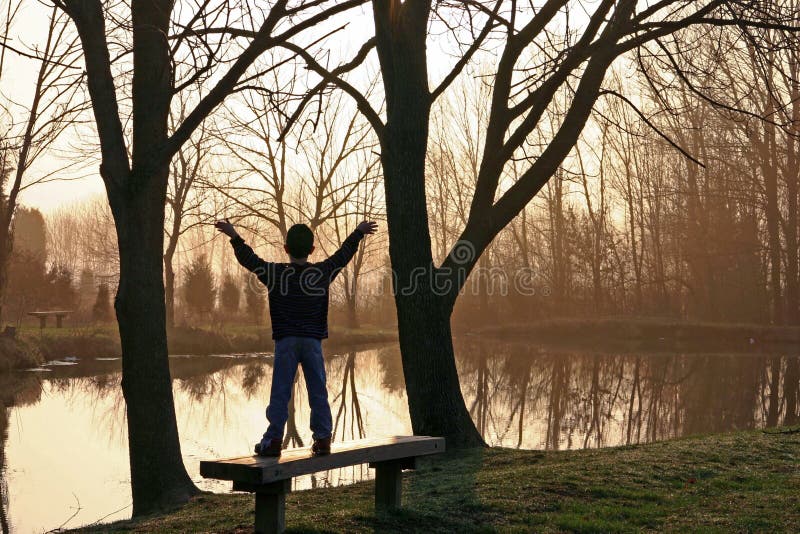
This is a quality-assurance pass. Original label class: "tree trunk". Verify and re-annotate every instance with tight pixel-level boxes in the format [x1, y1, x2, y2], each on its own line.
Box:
[784, 85, 799, 325]
[395, 292, 484, 446]
[112, 176, 198, 515]
[114, 0, 197, 514]
[0, 229, 10, 326]
[764, 152, 783, 324]
[758, 100, 784, 324]
[164, 237, 178, 329]
[382, 130, 483, 447]
[342, 271, 359, 328]
[164, 262, 175, 328]
[374, 0, 483, 448]
[164, 255, 176, 329]
[785, 174, 798, 325]
[346, 298, 358, 328]
[784, 356, 799, 426]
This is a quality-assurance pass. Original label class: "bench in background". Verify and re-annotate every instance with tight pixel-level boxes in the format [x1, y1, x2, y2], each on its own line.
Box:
[27, 310, 71, 329]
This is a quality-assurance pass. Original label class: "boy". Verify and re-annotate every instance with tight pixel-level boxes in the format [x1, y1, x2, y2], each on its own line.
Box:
[215, 218, 377, 457]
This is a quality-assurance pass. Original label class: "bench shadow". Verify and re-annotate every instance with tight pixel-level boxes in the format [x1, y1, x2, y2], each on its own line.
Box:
[385, 448, 494, 532]
[286, 447, 494, 533]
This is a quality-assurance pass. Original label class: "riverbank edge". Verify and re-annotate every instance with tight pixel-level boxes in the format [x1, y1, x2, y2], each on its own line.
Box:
[475, 316, 800, 353]
[0, 325, 399, 372]
[3, 316, 800, 373]
[72, 426, 800, 533]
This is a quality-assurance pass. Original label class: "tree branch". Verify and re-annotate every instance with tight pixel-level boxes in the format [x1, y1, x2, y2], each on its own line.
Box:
[598, 88, 705, 167]
[61, 0, 130, 187]
[278, 40, 385, 137]
[430, 0, 501, 101]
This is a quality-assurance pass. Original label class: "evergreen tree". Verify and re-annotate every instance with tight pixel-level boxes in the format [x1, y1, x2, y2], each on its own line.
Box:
[244, 274, 266, 324]
[45, 264, 77, 310]
[92, 282, 113, 322]
[219, 274, 240, 314]
[182, 255, 215, 317]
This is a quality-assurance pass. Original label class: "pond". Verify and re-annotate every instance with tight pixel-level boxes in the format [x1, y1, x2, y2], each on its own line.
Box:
[1, 340, 797, 532]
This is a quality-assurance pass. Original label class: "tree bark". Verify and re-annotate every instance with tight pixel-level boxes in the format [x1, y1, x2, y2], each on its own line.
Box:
[64, 0, 371, 516]
[0, 233, 10, 326]
[373, 0, 483, 448]
[164, 244, 177, 329]
[112, 176, 198, 514]
[762, 133, 784, 324]
[382, 113, 484, 447]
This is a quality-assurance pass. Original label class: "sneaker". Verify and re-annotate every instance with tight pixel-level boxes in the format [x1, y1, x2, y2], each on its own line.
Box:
[254, 437, 282, 457]
[311, 437, 331, 456]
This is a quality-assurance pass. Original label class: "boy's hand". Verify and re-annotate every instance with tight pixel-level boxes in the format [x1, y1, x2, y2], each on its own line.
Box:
[215, 218, 239, 239]
[357, 221, 378, 235]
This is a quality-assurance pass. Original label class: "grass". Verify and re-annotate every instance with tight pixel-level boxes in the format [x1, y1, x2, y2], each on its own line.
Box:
[75, 427, 800, 533]
[0, 335, 42, 371]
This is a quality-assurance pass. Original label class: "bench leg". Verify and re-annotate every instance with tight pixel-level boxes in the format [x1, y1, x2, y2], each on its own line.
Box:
[56, 315, 64, 328]
[39, 316, 46, 330]
[373, 460, 402, 511]
[254, 491, 285, 534]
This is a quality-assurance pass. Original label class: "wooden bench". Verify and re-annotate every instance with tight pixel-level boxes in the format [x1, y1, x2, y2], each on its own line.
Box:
[200, 435, 445, 534]
[27, 310, 71, 329]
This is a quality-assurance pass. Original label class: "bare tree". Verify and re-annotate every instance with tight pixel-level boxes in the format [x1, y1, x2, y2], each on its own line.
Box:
[56, 0, 369, 515]
[281, 0, 800, 447]
[0, 4, 85, 323]
[165, 97, 211, 328]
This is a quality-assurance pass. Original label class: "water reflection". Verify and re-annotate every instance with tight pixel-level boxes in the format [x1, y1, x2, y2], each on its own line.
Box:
[1, 342, 798, 532]
[456, 342, 800, 449]
[1, 384, 11, 534]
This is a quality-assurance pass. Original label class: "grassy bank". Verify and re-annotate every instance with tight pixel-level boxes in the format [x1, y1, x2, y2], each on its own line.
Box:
[0, 336, 42, 371]
[477, 316, 800, 352]
[76, 427, 800, 533]
[0, 324, 397, 370]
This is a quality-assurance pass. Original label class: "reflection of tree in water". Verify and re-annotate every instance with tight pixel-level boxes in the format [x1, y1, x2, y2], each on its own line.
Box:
[581, 355, 613, 448]
[1, 401, 9, 534]
[467, 344, 490, 436]
[786, 357, 800, 425]
[763, 355, 800, 429]
[44, 374, 128, 442]
[1, 374, 43, 534]
[681, 355, 760, 435]
[283, 380, 304, 449]
[331, 353, 365, 441]
[625, 357, 643, 445]
[545, 356, 572, 450]
[376, 345, 405, 393]
[498, 347, 534, 449]
[240, 362, 266, 399]
[456, 340, 797, 450]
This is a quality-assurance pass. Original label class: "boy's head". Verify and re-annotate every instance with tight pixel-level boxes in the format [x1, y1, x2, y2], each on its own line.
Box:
[285, 223, 314, 259]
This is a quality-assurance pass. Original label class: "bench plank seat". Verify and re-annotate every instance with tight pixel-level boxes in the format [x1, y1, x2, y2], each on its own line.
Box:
[200, 435, 444, 485]
[200, 435, 445, 534]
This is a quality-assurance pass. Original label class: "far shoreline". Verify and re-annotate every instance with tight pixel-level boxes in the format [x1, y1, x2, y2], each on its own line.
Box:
[3, 316, 800, 374]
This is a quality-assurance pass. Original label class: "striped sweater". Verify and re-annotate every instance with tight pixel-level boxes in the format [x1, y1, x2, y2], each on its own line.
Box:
[230, 229, 364, 340]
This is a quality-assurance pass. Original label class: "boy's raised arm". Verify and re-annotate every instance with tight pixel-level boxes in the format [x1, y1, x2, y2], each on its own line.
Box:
[320, 221, 377, 275]
[215, 219, 271, 275]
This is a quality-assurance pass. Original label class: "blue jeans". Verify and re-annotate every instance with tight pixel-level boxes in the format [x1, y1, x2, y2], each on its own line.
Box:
[264, 336, 332, 441]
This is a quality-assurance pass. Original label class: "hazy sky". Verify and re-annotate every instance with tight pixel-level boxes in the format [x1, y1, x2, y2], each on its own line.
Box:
[3, 1, 563, 215]
[2, 0, 464, 214]
[2, 1, 107, 212]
